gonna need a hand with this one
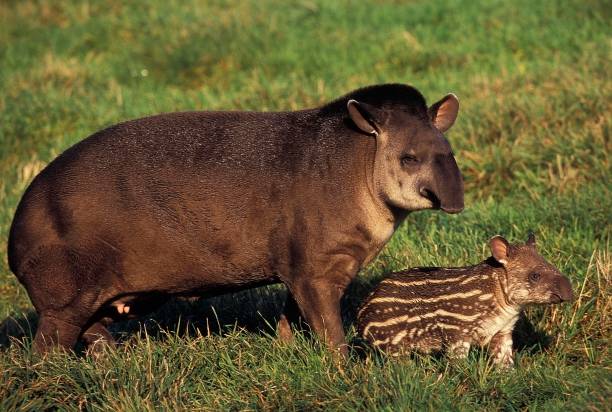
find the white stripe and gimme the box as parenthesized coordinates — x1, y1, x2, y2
(461, 275, 487, 285)
(366, 289, 482, 306)
(372, 337, 390, 346)
(362, 309, 480, 336)
(391, 330, 408, 345)
(436, 322, 460, 330)
(478, 293, 494, 301)
(357, 304, 369, 318)
(434, 309, 481, 322)
(380, 275, 471, 287)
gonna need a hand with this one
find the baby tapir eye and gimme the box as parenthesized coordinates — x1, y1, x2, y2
(528, 272, 541, 283)
(400, 154, 420, 166)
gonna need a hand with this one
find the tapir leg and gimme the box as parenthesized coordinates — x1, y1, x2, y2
(277, 293, 303, 342)
(81, 319, 115, 353)
(34, 313, 84, 354)
(20, 245, 115, 354)
(292, 255, 360, 355)
(290, 274, 352, 356)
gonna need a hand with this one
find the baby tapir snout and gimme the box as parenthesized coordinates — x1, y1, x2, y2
(550, 274, 574, 303)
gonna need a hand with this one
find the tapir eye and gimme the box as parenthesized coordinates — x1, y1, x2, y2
(400, 154, 420, 166)
(529, 272, 541, 283)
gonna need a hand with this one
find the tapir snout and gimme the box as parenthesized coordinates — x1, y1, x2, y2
(423, 154, 464, 214)
(553, 275, 574, 303)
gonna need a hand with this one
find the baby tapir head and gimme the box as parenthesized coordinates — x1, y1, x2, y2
(489, 233, 573, 306)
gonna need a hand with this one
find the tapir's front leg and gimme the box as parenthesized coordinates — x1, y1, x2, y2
(288, 255, 359, 356)
(489, 330, 515, 368)
(291, 278, 347, 355)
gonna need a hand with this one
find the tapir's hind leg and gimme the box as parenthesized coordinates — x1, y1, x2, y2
(81, 319, 115, 353)
(34, 313, 84, 354)
(20, 244, 115, 354)
(35, 305, 115, 354)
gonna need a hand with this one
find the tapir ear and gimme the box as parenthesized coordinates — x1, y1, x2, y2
(489, 235, 510, 265)
(526, 232, 536, 248)
(428, 93, 459, 133)
(347, 99, 381, 136)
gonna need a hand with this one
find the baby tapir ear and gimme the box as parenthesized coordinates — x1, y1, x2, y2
(428, 93, 459, 133)
(347, 99, 381, 136)
(489, 235, 510, 265)
(526, 232, 536, 248)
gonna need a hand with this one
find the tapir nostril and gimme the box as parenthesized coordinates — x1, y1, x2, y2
(419, 187, 464, 213)
(419, 187, 440, 207)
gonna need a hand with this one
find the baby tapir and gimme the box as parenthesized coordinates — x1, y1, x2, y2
(8, 84, 465, 355)
(357, 234, 573, 367)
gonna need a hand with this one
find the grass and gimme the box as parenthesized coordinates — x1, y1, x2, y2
(0, 0, 610, 410)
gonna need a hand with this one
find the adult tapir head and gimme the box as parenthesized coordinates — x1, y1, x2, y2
(347, 87, 464, 214)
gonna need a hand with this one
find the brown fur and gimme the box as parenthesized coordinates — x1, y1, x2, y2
(8, 84, 464, 355)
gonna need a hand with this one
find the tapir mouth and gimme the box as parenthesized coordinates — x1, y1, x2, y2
(441, 204, 464, 214)
(551, 290, 574, 304)
(419, 188, 464, 214)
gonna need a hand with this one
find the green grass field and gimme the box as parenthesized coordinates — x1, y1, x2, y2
(0, 0, 610, 410)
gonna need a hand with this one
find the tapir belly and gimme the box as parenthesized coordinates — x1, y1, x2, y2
(10, 177, 285, 300)
(90, 206, 284, 294)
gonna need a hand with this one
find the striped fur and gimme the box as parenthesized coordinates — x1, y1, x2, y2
(357, 237, 573, 367)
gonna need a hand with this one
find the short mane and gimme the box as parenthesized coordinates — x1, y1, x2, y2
(318, 83, 428, 117)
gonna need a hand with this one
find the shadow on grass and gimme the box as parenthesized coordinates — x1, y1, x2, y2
(0, 310, 38, 348)
(0, 287, 286, 351)
(113, 276, 379, 346)
(0, 277, 368, 351)
(512, 313, 553, 353)
(0, 285, 290, 351)
(0, 277, 552, 356)
(113, 285, 287, 342)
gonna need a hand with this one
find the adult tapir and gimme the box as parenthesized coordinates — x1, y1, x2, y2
(8, 84, 464, 355)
